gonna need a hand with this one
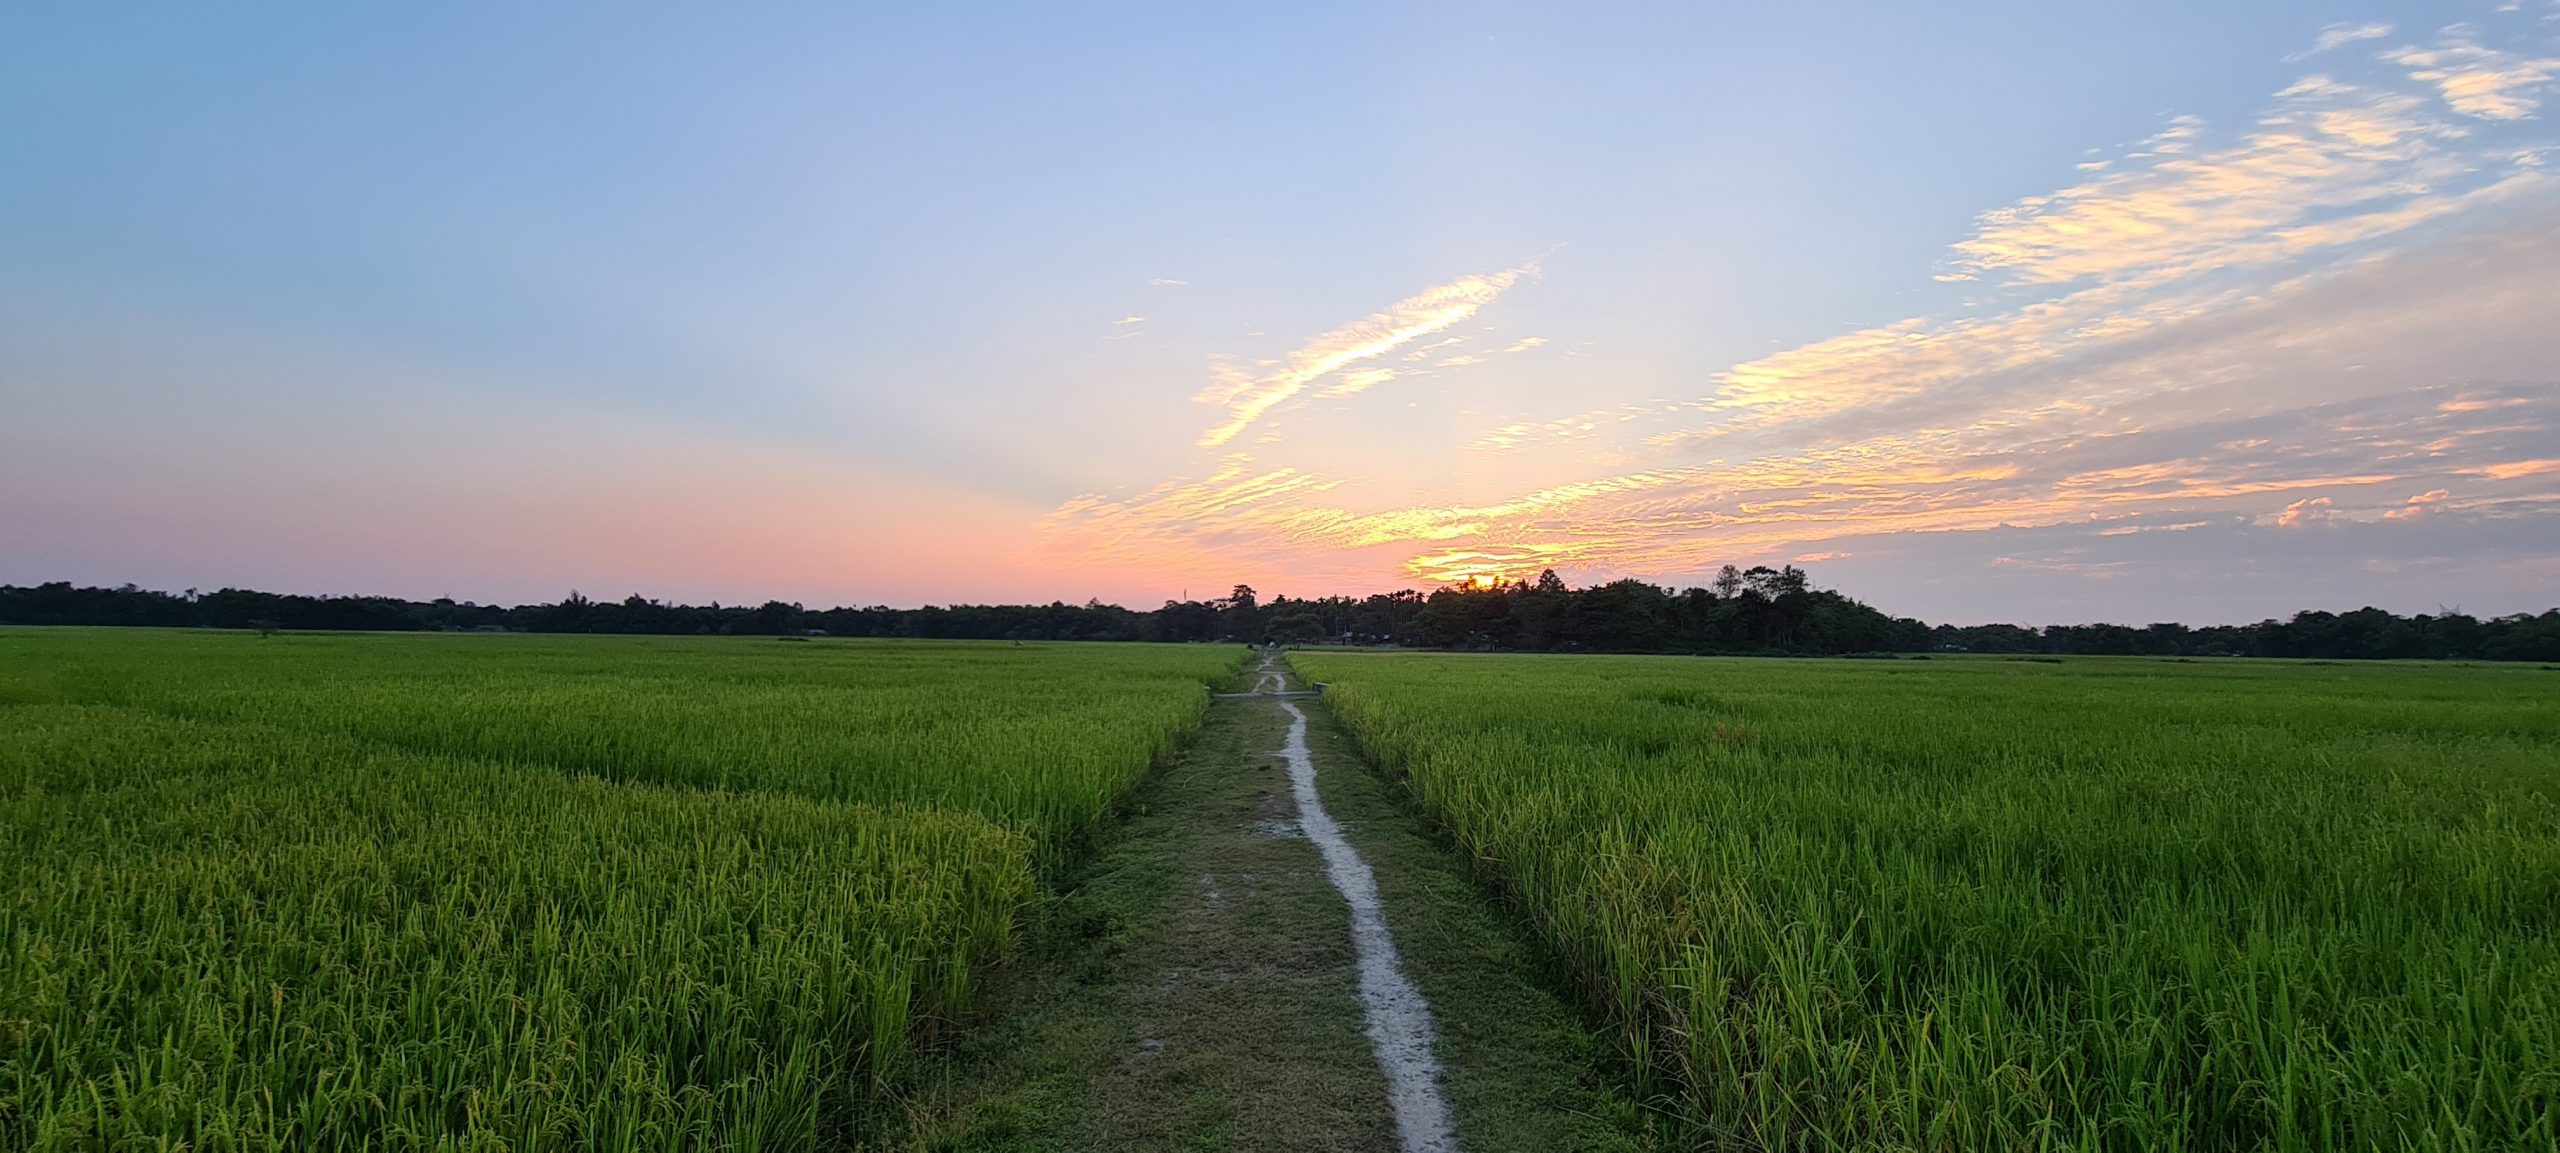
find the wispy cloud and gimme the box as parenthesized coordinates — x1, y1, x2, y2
(2287, 21, 2394, 62)
(1191, 266, 1530, 447)
(1346, 382, 2554, 584)
(1045, 385, 2559, 587)
(1668, 44, 2551, 442)
(1473, 402, 1674, 452)
(2384, 25, 2560, 120)
(1148, 278, 1189, 287)
(1045, 17, 2560, 596)
(1315, 367, 1398, 399)
(1939, 78, 2466, 288)
(1402, 335, 1466, 362)
(2466, 457, 2560, 479)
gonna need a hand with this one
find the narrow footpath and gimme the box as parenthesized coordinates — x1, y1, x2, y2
(894, 652, 1642, 1152)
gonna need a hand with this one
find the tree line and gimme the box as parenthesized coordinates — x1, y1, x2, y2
(4, 570, 2556, 661)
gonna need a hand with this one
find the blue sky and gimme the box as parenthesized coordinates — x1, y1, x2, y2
(6, 3, 2557, 623)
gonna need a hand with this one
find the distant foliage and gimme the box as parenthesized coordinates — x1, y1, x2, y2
(1940, 607, 2560, 661)
(1391, 566, 1905, 654)
(4, 573, 2556, 659)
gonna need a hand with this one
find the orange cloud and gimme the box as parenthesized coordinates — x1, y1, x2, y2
(1042, 17, 2560, 594)
(2384, 488, 2453, 519)
(2466, 458, 2560, 480)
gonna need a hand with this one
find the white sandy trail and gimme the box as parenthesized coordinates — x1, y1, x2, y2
(1273, 687, 1459, 1153)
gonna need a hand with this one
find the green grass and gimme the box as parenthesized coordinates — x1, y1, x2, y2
(0, 628, 1241, 1149)
(1290, 651, 2560, 1151)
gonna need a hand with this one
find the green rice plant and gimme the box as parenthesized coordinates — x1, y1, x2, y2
(1293, 651, 2560, 1151)
(6, 630, 1237, 852)
(0, 629, 1243, 1149)
(0, 704, 1031, 1148)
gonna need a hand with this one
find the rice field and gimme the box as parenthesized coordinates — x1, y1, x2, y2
(1291, 650, 2560, 1151)
(12, 628, 2554, 1150)
(0, 628, 1240, 1149)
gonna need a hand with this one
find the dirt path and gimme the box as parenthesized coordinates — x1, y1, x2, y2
(1270, 658, 1453, 1153)
(894, 652, 1642, 1152)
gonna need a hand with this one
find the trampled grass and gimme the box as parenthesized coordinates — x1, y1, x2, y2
(1291, 651, 2560, 1151)
(0, 628, 1240, 1149)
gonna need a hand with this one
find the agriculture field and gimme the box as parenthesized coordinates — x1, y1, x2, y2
(1292, 651, 2560, 1151)
(0, 628, 1241, 1149)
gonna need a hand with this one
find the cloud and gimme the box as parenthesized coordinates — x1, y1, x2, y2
(1502, 337, 1548, 353)
(1816, 509, 2560, 624)
(1053, 365, 2558, 591)
(1939, 78, 2468, 288)
(1192, 266, 1530, 447)
(1403, 335, 1466, 362)
(1472, 402, 1673, 452)
(1148, 278, 1189, 287)
(2384, 27, 2560, 120)
(2287, 21, 2394, 62)
(1116, 315, 1145, 325)
(1315, 367, 1398, 399)
(1057, 244, 2560, 582)
(1042, 18, 2560, 607)
(1638, 47, 2556, 449)
(2466, 457, 2560, 479)
(2384, 488, 2453, 518)
(1608, 59, 2555, 450)
(2442, 393, 2536, 412)
(2275, 496, 2335, 526)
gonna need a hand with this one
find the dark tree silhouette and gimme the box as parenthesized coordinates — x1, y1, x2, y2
(3, 579, 2552, 661)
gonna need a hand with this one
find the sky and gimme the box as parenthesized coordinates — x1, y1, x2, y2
(5, 2, 2558, 625)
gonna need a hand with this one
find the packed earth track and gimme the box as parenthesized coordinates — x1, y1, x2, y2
(900, 650, 1641, 1153)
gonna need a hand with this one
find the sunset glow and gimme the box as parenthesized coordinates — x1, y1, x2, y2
(5, 4, 2556, 623)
